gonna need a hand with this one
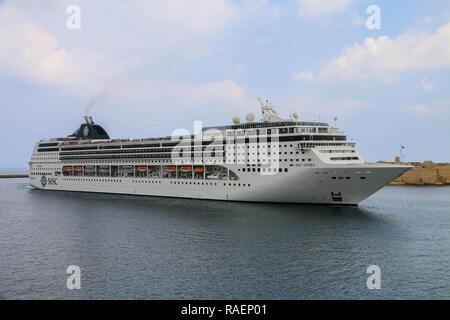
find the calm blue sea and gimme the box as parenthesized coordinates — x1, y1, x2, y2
(0, 178, 448, 299)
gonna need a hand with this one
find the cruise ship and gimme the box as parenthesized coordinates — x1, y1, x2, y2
(28, 101, 412, 205)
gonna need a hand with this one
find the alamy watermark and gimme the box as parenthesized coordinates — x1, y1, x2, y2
(168, 120, 282, 176)
(366, 5, 381, 30)
(66, 265, 81, 290)
(66, 4, 381, 31)
(66, 5, 81, 30)
(366, 265, 381, 289)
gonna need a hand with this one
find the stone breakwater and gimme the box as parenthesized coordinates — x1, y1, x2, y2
(378, 160, 450, 186)
(0, 174, 28, 179)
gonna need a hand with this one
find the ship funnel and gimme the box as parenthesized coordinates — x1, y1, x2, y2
(89, 116, 94, 124)
(84, 115, 89, 123)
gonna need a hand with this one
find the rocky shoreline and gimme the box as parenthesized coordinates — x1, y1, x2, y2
(378, 159, 450, 186)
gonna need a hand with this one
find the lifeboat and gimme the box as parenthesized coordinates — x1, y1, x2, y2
(164, 166, 176, 171)
(137, 166, 148, 171)
(121, 166, 134, 170)
(65, 166, 73, 170)
(180, 166, 192, 172)
(194, 167, 204, 173)
(75, 166, 83, 171)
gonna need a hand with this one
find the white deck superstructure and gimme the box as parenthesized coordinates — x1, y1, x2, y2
(28, 105, 411, 205)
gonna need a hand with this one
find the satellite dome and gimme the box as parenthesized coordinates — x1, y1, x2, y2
(232, 116, 241, 125)
(245, 112, 255, 123)
(293, 112, 299, 120)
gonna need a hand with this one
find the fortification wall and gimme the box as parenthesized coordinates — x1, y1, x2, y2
(384, 161, 450, 186)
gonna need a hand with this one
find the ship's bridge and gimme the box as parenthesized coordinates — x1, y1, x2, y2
(202, 121, 329, 132)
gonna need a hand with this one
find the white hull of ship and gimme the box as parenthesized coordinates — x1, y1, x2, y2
(29, 164, 410, 205)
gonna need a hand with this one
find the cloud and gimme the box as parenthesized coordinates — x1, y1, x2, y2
(405, 100, 450, 115)
(292, 71, 315, 82)
(0, 6, 121, 92)
(280, 95, 369, 117)
(405, 104, 430, 114)
(341, 97, 370, 110)
(298, 0, 352, 17)
(413, 77, 434, 91)
(436, 98, 450, 106)
(352, 15, 365, 26)
(319, 22, 450, 80)
(0, 0, 244, 99)
(235, 66, 244, 75)
(135, 0, 238, 34)
(107, 79, 248, 111)
(179, 80, 247, 106)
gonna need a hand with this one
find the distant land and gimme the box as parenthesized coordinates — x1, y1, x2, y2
(379, 158, 450, 186)
(0, 174, 28, 179)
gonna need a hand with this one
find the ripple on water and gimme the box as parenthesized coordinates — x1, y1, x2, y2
(0, 180, 449, 299)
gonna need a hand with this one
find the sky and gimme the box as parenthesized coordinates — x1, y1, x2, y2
(0, 0, 449, 168)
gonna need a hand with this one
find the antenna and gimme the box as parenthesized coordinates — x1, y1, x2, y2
(257, 97, 265, 108)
